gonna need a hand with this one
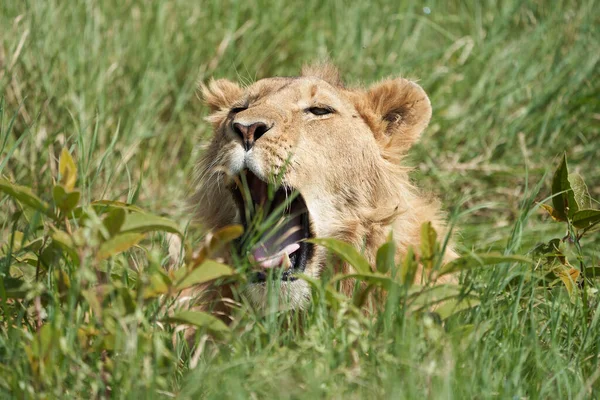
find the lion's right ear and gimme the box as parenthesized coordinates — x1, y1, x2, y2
(199, 78, 243, 112)
(356, 78, 432, 161)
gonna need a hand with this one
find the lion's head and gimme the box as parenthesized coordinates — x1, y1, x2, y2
(191, 64, 454, 310)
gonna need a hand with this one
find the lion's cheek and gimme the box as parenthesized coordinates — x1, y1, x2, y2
(303, 194, 343, 239)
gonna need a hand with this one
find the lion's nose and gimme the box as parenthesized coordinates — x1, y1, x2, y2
(232, 122, 271, 151)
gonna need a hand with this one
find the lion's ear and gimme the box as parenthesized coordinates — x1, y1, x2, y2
(361, 78, 432, 159)
(199, 78, 243, 112)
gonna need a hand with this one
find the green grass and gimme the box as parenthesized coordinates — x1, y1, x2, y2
(1, 0, 600, 398)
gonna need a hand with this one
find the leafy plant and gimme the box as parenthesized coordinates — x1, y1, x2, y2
(307, 224, 532, 321)
(536, 153, 600, 300)
(0, 148, 239, 394)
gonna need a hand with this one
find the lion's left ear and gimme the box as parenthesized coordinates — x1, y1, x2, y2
(199, 78, 243, 112)
(359, 78, 432, 159)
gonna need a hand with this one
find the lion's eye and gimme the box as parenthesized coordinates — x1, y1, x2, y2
(306, 106, 334, 116)
(231, 106, 247, 114)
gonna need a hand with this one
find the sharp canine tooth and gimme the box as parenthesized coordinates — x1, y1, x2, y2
(254, 243, 299, 269)
(282, 253, 291, 269)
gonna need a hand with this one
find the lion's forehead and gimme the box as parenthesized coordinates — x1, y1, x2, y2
(244, 77, 350, 109)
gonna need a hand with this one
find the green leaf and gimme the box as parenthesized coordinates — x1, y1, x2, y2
(572, 209, 600, 230)
(97, 232, 145, 260)
(167, 311, 230, 337)
(191, 225, 245, 267)
(86, 200, 143, 214)
(54, 269, 71, 294)
(4, 232, 42, 264)
(30, 323, 56, 359)
(0, 179, 52, 216)
(3, 230, 24, 253)
(52, 185, 80, 214)
(175, 260, 234, 290)
(331, 272, 396, 291)
(583, 266, 600, 279)
(121, 212, 182, 236)
(439, 253, 534, 276)
(539, 204, 564, 222)
(554, 266, 580, 298)
(143, 271, 172, 299)
(208, 224, 244, 254)
(551, 154, 577, 220)
(22, 237, 44, 253)
(13, 253, 38, 266)
(80, 290, 101, 318)
(102, 208, 126, 237)
(376, 240, 395, 274)
(308, 238, 371, 274)
(531, 238, 565, 266)
(116, 287, 137, 314)
(569, 173, 592, 210)
(51, 230, 80, 265)
(353, 283, 376, 308)
(71, 200, 144, 220)
(409, 284, 462, 308)
(434, 296, 480, 320)
(58, 148, 77, 191)
(420, 222, 438, 270)
(399, 247, 418, 286)
(0, 276, 27, 299)
(92, 200, 144, 212)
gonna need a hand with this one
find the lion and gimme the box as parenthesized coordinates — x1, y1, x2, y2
(189, 63, 457, 315)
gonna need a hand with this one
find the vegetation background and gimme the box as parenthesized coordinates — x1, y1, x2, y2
(1, 0, 599, 398)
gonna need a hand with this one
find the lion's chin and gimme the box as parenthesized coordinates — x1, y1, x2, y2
(243, 279, 312, 311)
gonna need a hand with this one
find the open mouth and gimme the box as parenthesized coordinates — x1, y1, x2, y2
(230, 170, 313, 282)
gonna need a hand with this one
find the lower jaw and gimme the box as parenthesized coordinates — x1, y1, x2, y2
(243, 278, 311, 310)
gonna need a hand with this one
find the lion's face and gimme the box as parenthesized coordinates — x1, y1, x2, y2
(192, 65, 433, 309)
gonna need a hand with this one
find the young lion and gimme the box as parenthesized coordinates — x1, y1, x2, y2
(189, 63, 456, 313)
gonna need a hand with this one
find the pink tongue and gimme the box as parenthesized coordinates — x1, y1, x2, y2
(255, 243, 300, 269)
(252, 215, 304, 269)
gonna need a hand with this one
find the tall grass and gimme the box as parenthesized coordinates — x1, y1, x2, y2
(1, 0, 599, 398)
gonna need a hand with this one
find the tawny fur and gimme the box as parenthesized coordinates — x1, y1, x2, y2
(188, 64, 457, 314)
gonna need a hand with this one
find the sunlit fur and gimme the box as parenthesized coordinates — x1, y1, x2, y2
(190, 63, 457, 312)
